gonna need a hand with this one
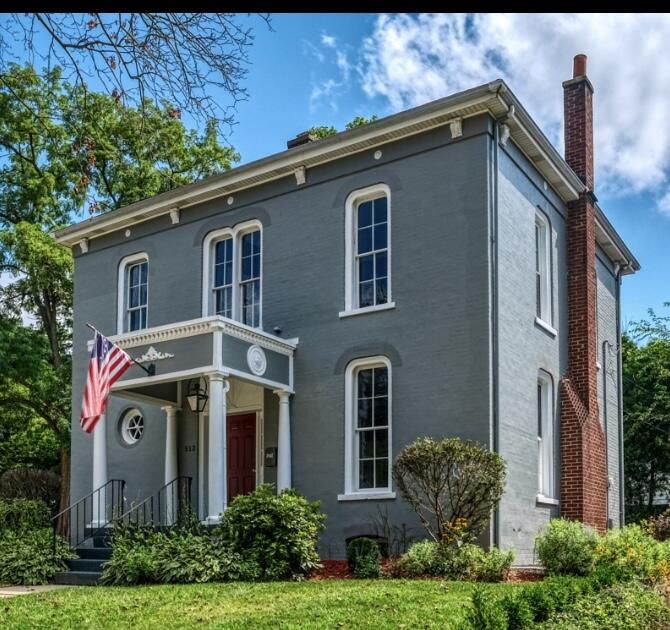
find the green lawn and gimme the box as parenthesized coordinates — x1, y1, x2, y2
(0, 579, 515, 629)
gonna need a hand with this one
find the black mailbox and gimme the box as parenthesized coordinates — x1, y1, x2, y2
(264, 446, 278, 467)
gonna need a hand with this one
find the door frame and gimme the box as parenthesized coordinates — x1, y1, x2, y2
(197, 408, 264, 518)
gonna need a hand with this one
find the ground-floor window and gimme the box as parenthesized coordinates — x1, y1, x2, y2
(537, 370, 555, 499)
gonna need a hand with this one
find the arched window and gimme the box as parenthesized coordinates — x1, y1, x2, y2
(535, 210, 552, 326)
(118, 253, 149, 334)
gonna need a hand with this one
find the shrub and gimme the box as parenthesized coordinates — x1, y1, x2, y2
(346, 537, 381, 578)
(0, 468, 60, 514)
(393, 437, 506, 542)
(643, 507, 670, 541)
(392, 540, 441, 576)
(544, 581, 670, 629)
(219, 484, 325, 580)
(465, 586, 508, 630)
(592, 524, 670, 584)
(0, 498, 50, 530)
(100, 526, 159, 585)
(534, 518, 596, 575)
(0, 528, 75, 585)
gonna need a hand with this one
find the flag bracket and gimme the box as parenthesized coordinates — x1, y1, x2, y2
(85, 322, 156, 376)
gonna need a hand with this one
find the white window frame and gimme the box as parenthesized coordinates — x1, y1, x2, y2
(202, 219, 263, 328)
(117, 252, 149, 334)
(537, 370, 558, 504)
(535, 210, 554, 332)
(338, 355, 396, 501)
(340, 184, 395, 318)
(119, 408, 145, 446)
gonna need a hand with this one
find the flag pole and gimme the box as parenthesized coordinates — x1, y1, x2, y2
(85, 322, 155, 376)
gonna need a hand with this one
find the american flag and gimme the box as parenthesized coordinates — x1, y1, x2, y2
(80, 330, 135, 433)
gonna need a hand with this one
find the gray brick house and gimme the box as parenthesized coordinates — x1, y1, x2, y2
(55, 55, 638, 564)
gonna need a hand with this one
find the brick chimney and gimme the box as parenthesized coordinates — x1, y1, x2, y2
(560, 54, 608, 531)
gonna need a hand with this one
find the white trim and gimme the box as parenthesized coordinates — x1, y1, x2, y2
(119, 408, 144, 445)
(201, 219, 263, 328)
(537, 370, 556, 501)
(448, 117, 462, 138)
(338, 491, 396, 501)
(534, 317, 557, 338)
(339, 302, 396, 319)
(198, 407, 205, 518)
(256, 410, 264, 487)
(117, 252, 149, 335)
(343, 355, 393, 497)
(535, 211, 552, 327)
(111, 366, 219, 391)
(536, 494, 560, 506)
(91, 314, 297, 355)
(225, 366, 293, 395)
(344, 183, 392, 314)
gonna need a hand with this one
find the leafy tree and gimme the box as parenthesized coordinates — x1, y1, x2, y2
(345, 115, 378, 129)
(0, 64, 239, 523)
(393, 437, 506, 542)
(622, 334, 670, 519)
(308, 115, 378, 140)
(0, 13, 271, 125)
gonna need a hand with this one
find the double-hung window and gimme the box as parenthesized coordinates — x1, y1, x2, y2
(340, 356, 394, 500)
(537, 370, 556, 502)
(118, 253, 149, 334)
(203, 220, 263, 327)
(535, 211, 552, 326)
(342, 184, 394, 316)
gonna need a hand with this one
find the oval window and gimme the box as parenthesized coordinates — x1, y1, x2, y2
(120, 409, 144, 446)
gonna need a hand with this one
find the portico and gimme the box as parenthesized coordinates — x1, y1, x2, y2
(89, 315, 297, 523)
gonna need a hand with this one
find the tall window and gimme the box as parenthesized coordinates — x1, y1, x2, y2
(535, 211, 552, 324)
(343, 356, 392, 497)
(118, 253, 149, 334)
(537, 371, 555, 500)
(343, 184, 393, 316)
(202, 220, 263, 328)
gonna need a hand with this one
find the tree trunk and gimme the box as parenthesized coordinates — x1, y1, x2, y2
(56, 447, 70, 537)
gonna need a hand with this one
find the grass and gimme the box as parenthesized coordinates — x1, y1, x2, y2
(0, 579, 515, 629)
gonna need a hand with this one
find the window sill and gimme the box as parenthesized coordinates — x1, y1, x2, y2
(337, 491, 396, 501)
(536, 494, 559, 506)
(339, 302, 396, 319)
(534, 317, 557, 338)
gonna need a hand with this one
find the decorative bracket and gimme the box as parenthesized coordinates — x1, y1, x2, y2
(79, 238, 89, 254)
(134, 346, 175, 363)
(294, 166, 306, 185)
(499, 123, 511, 146)
(448, 118, 463, 139)
(169, 208, 180, 225)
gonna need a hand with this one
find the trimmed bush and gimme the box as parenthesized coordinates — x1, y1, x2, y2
(535, 518, 596, 575)
(219, 484, 325, 580)
(0, 498, 50, 531)
(393, 437, 506, 542)
(393, 540, 441, 576)
(0, 468, 60, 514)
(346, 537, 381, 578)
(0, 528, 75, 585)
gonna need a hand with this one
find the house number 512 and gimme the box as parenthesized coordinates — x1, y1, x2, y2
(184, 444, 196, 452)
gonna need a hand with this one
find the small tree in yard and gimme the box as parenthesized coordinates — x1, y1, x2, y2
(393, 437, 506, 542)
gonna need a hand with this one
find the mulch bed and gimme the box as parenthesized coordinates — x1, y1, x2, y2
(310, 560, 545, 582)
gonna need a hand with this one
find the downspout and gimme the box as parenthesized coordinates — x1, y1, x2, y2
(615, 264, 625, 526)
(602, 339, 610, 527)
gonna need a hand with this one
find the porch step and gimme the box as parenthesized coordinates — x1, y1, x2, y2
(76, 547, 112, 560)
(52, 570, 100, 586)
(67, 558, 107, 573)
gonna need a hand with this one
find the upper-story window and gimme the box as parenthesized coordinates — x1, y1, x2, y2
(535, 210, 552, 326)
(537, 370, 556, 501)
(342, 184, 394, 317)
(339, 356, 394, 500)
(202, 220, 263, 328)
(118, 253, 149, 334)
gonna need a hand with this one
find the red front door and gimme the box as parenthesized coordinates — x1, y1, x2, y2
(227, 413, 256, 502)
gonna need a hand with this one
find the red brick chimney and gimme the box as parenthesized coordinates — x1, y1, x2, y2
(560, 54, 608, 532)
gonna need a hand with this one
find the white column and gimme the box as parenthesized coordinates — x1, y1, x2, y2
(92, 413, 108, 526)
(274, 390, 292, 492)
(162, 405, 178, 524)
(207, 374, 229, 523)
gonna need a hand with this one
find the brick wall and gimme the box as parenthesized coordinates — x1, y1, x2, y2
(559, 56, 608, 532)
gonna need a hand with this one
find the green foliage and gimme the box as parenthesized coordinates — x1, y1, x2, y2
(465, 586, 509, 630)
(0, 498, 50, 530)
(346, 537, 381, 578)
(534, 518, 597, 575)
(0, 468, 61, 513)
(308, 115, 379, 140)
(621, 333, 670, 519)
(0, 527, 75, 585)
(100, 527, 160, 585)
(219, 484, 325, 580)
(393, 540, 441, 576)
(544, 581, 670, 630)
(345, 115, 379, 130)
(393, 436, 506, 541)
(643, 506, 670, 541)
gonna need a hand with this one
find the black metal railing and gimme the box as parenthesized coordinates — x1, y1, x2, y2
(117, 477, 192, 528)
(52, 479, 126, 555)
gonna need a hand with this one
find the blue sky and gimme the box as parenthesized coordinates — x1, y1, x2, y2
(223, 13, 669, 327)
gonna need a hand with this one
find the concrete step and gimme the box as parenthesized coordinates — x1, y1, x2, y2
(77, 547, 112, 560)
(67, 558, 107, 573)
(52, 570, 100, 586)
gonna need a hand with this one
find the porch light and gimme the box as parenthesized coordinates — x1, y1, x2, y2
(186, 379, 208, 413)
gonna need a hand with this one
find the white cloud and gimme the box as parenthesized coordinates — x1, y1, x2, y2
(659, 189, 670, 216)
(309, 78, 341, 114)
(359, 13, 670, 204)
(307, 35, 353, 114)
(321, 33, 336, 48)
